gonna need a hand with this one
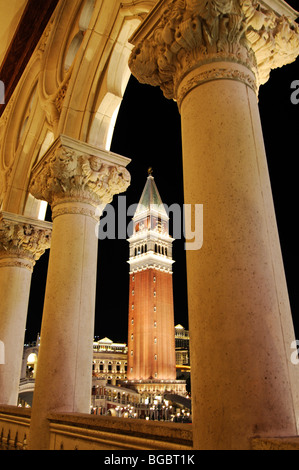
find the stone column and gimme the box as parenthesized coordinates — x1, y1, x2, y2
(129, 0, 299, 450)
(0, 212, 51, 405)
(28, 135, 130, 450)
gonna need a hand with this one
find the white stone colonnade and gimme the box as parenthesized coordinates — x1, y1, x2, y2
(128, 0, 299, 450)
(0, 0, 149, 450)
(0, 0, 299, 451)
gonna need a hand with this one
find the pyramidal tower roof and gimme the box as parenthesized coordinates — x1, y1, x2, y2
(134, 169, 168, 219)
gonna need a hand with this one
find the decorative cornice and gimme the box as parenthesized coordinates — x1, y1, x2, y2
(129, 0, 299, 102)
(29, 135, 131, 217)
(0, 211, 52, 270)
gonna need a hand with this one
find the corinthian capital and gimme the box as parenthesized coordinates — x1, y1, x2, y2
(0, 212, 52, 270)
(29, 135, 131, 213)
(129, 0, 299, 101)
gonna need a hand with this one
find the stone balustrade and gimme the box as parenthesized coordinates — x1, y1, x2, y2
(3, 405, 299, 450)
(0, 405, 193, 450)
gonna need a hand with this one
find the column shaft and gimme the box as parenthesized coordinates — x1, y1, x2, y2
(0, 260, 32, 405)
(180, 63, 298, 449)
(0, 212, 51, 406)
(28, 135, 131, 449)
(29, 203, 98, 449)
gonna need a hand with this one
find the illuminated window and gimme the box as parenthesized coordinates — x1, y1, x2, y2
(154, 306, 156, 312)
(154, 338, 157, 343)
(154, 355, 157, 360)
(154, 321, 157, 327)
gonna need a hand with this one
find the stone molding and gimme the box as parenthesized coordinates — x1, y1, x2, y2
(0, 212, 52, 271)
(129, 0, 299, 102)
(176, 60, 257, 107)
(29, 135, 131, 219)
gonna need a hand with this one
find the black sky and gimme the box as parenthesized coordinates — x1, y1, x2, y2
(26, 8, 299, 344)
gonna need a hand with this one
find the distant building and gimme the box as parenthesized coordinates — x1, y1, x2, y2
(19, 327, 191, 418)
(175, 324, 190, 366)
(92, 337, 127, 385)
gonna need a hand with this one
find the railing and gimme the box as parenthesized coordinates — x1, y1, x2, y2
(2, 406, 299, 450)
(0, 405, 193, 450)
(0, 406, 31, 450)
(48, 412, 193, 450)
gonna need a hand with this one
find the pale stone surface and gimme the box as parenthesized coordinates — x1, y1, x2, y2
(0, 212, 52, 406)
(28, 136, 131, 450)
(251, 436, 299, 450)
(180, 66, 298, 449)
(129, 0, 299, 450)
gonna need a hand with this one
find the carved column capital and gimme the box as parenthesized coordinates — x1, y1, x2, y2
(0, 212, 52, 271)
(29, 135, 131, 219)
(129, 0, 299, 106)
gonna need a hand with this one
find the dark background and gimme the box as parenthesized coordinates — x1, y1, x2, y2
(26, 5, 299, 345)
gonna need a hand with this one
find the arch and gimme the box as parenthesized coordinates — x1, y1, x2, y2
(64, 30, 84, 72)
(85, 16, 141, 149)
(41, 0, 88, 96)
(79, 0, 96, 30)
(23, 129, 54, 219)
(0, 54, 49, 215)
(88, 92, 121, 150)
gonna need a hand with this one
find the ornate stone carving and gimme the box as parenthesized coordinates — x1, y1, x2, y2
(55, 78, 70, 114)
(129, 0, 299, 101)
(29, 136, 131, 215)
(0, 212, 52, 270)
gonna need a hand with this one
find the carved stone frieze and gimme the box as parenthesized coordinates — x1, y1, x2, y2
(129, 0, 299, 101)
(29, 135, 131, 216)
(0, 212, 52, 270)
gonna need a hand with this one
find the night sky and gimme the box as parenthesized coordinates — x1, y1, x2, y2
(25, 6, 299, 345)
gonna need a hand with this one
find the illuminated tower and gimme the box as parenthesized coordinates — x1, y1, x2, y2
(127, 170, 185, 397)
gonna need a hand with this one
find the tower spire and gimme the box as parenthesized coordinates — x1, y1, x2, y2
(126, 173, 186, 400)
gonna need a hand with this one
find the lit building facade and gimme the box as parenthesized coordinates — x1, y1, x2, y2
(175, 324, 190, 367)
(92, 337, 127, 385)
(19, 335, 189, 420)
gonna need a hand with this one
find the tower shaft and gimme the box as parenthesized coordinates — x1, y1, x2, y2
(127, 268, 176, 381)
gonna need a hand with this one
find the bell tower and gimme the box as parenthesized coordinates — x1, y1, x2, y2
(127, 170, 185, 398)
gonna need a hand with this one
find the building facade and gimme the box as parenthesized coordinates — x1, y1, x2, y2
(19, 334, 189, 419)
